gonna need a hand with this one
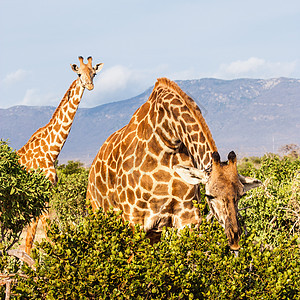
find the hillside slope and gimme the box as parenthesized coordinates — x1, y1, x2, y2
(1, 77, 299, 164)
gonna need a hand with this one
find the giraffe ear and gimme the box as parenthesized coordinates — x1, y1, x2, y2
(174, 165, 208, 185)
(238, 174, 262, 192)
(71, 64, 79, 73)
(94, 63, 104, 74)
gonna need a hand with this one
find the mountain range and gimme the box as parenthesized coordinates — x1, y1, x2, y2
(1, 77, 299, 165)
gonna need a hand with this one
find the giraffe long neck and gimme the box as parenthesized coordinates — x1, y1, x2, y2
(18, 79, 85, 165)
(150, 78, 217, 170)
(44, 79, 85, 161)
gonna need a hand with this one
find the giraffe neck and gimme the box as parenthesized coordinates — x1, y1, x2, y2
(44, 79, 85, 161)
(18, 79, 85, 165)
(149, 78, 217, 170)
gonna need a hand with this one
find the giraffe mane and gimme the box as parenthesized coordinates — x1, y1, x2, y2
(153, 77, 217, 152)
(48, 80, 77, 125)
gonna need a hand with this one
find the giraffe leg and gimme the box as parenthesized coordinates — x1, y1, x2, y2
(39, 211, 50, 237)
(25, 211, 50, 254)
(25, 217, 39, 255)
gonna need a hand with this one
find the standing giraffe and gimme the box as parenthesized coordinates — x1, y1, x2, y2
(87, 78, 261, 250)
(18, 56, 103, 254)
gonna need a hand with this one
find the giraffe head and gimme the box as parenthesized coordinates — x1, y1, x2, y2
(71, 56, 103, 90)
(174, 151, 261, 250)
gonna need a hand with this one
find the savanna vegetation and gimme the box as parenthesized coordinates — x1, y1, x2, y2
(0, 140, 299, 299)
(0, 141, 51, 252)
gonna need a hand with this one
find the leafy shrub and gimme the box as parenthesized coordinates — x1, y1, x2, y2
(3, 153, 300, 299)
(14, 207, 299, 299)
(239, 154, 300, 246)
(56, 161, 86, 176)
(0, 140, 51, 251)
(238, 156, 262, 175)
(50, 161, 89, 229)
(0, 140, 51, 297)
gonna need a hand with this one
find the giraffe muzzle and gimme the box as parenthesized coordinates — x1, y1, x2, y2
(85, 83, 94, 90)
(229, 240, 240, 251)
(225, 221, 241, 251)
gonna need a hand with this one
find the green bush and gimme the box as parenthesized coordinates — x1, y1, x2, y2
(0, 140, 51, 251)
(0, 140, 51, 297)
(3, 154, 300, 299)
(238, 156, 262, 175)
(50, 161, 89, 229)
(15, 207, 299, 299)
(239, 154, 300, 246)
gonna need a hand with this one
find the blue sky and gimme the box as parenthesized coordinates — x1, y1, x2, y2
(0, 0, 299, 108)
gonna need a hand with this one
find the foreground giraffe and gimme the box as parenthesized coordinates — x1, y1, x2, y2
(18, 56, 103, 254)
(87, 78, 261, 250)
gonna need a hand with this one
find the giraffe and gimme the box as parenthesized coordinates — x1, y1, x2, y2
(86, 77, 261, 250)
(18, 56, 103, 254)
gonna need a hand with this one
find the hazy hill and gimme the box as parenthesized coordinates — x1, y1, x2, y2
(1, 77, 299, 165)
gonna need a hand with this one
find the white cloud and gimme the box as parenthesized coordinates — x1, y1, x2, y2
(214, 57, 298, 79)
(95, 65, 136, 94)
(84, 64, 169, 106)
(221, 57, 265, 74)
(150, 57, 299, 83)
(21, 88, 58, 106)
(3, 69, 29, 84)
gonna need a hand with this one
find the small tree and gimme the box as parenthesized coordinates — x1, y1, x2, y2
(50, 161, 89, 229)
(0, 140, 51, 251)
(56, 160, 85, 175)
(279, 144, 300, 158)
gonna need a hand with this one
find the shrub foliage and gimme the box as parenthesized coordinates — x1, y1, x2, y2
(0, 140, 51, 251)
(239, 154, 300, 246)
(0, 140, 51, 297)
(15, 208, 300, 299)
(1, 152, 299, 299)
(50, 161, 89, 229)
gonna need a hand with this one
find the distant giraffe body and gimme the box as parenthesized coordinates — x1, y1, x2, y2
(87, 78, 261, 250)
(18, 57, 103, 254)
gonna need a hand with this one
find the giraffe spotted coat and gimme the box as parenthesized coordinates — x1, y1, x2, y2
(87, 78, 217, 233)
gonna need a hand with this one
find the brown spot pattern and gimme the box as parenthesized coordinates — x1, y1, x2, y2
(141, 174, 153, 191)
(140, 155, 158, 172)
(86, 77, 220, 247)
(172, 179, 189, 198)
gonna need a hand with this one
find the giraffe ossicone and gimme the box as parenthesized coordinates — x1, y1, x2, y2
(18, 56, 103, 254)
(87, 77, 261, 250)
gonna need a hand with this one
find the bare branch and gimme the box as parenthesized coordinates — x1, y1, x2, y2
(7, 249, 36, 270)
